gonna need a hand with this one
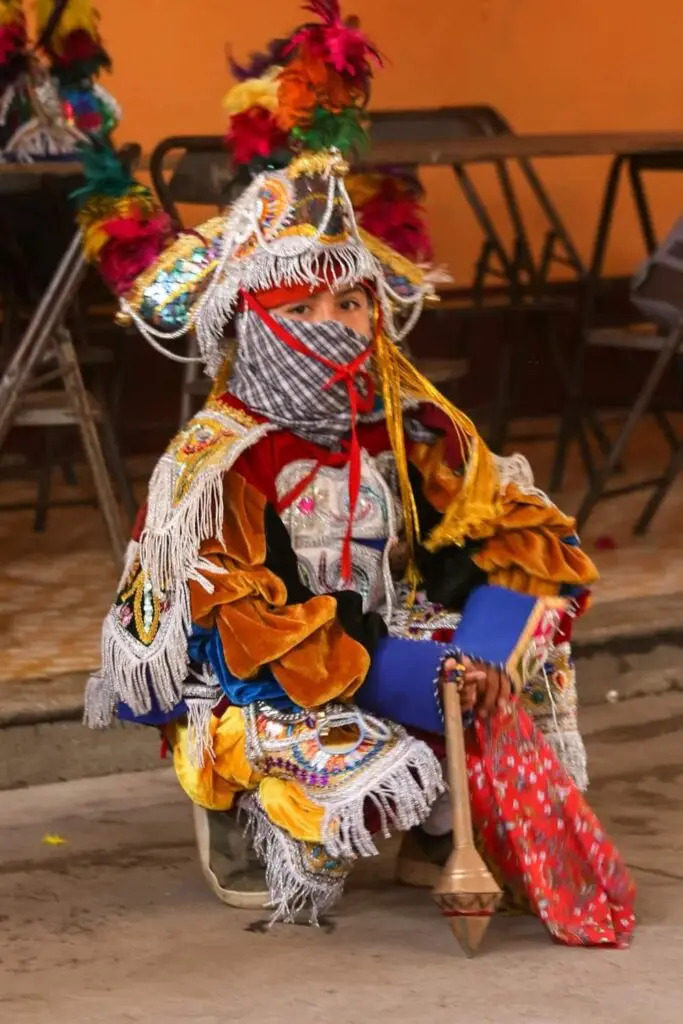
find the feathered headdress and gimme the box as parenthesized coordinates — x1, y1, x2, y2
(78, 0, 500, 565)
(222, 0, 379, 173)
(35, 0, 119, 139)
(0, 0, 29, 147)
(0, 1, 27, 88)
(0, 0, 118, 160)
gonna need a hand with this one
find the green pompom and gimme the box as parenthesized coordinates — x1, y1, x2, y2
(291, 106, 369, 156)
(71, 143, 136, 204)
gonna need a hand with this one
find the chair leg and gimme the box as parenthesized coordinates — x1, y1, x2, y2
(575, 330, 682, 532)
(549, 324, 603, 494)
(34, 428, 57, 532)
(552, 156, 627, 494)
(633, 441, 683, 535)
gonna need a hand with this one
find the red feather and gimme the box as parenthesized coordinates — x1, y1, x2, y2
(287, 4, 380, 83)
(356, 179, 433, 264)
(98, 211, 173, 296)
(225, 107, 288, 166)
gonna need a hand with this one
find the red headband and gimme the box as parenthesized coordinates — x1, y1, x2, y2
(250, 279, 375, 310)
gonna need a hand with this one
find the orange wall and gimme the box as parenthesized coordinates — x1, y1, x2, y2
(98, 0, 683, 283)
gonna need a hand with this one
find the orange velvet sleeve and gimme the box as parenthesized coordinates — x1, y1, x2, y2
(188, 471, 370, 708)
(410, 441, 599, 598)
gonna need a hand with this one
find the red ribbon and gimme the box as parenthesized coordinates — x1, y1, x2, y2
(241, 291, 375, 583)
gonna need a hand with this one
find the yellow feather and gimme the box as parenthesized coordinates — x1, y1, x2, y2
(222, 66, 281, 117)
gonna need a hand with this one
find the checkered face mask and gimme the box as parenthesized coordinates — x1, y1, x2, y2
(230, 306, 374, 449)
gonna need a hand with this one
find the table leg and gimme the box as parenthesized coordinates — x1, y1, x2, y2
(550, 156, 627, 493)
(518, 158, 587, 280)
(453, 164, 519, 295)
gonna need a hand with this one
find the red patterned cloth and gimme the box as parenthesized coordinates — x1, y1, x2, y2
(466, 705, 636, 947)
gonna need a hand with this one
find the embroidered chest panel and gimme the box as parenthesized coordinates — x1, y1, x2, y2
(275, 451, 401, 613)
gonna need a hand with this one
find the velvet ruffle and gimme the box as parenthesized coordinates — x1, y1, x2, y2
(189, 471, 370, 708)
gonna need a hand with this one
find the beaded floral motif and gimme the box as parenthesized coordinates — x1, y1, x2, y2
(276, 454, 401, 614)
(521, 641, 587, 790)
(117, 557, 167, 647)
(243, 701, 444, 860)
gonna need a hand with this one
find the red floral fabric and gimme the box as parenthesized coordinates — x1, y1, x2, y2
(466, 706, 636, 948)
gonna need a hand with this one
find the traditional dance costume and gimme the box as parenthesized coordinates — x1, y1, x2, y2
(81, 0, 634, 945)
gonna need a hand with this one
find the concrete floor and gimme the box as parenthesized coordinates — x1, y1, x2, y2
(1, 693, 682, 1024)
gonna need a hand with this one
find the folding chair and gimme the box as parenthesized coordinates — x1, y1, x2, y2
(550, 149, 683, 494)
(575, 216, 683, 533)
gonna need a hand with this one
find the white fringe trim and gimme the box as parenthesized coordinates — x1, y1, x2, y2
(195, 243, 383, 377)
(183, 667, 221, 768)
(320, 730, 445, 860)
(241, 793, 346, 925)
(139, 421, 274, 592)
(494, 452, 553, 506)
(140, 459, 225, 594)
(117, 539, 140, 590)
(4, 122, 83, 161)
(98, 584, 191, 717)
(546, 729, 589, 792)
(83, 671, 116, 729)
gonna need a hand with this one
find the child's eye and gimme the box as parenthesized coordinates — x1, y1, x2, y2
(286, 304, 310, 316)
(339, 298, 361, 310)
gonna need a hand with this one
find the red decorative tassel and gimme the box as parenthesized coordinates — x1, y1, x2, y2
(241, 291, 375, 583)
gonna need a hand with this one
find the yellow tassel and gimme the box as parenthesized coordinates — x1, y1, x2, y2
(35, 0, 98, 39)
(373, 315, 501, 581)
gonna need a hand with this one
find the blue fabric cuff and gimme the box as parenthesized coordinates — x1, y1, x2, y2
(453, 584, 546, 669)
(355, 636, 449, 735)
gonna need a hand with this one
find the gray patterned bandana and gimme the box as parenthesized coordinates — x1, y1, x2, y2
(230, 306, 374, 449)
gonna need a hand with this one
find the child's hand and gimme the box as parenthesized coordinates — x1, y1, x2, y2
(443, 656, 512, 717)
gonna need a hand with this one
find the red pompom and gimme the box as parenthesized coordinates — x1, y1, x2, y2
(225, 107, 288, 166)
(98, 211, 173, 296)
(0, 22, 27, 63)
(49, 29, 103, 66)
(357, 178, 433, 264)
